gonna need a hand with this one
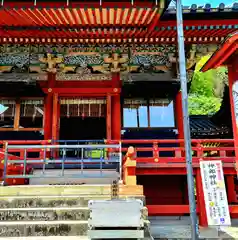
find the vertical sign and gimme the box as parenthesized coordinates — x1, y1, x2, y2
(200, 160, 231, 226)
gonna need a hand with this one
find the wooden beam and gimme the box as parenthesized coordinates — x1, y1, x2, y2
(13, 101, 20, 130)
(0, 128, 43, 132)
(52, 93, 59, 141)
(107, 94, 112, 140)
(42, 88, 120, 95)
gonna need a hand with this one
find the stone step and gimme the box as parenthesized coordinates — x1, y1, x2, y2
(0, 207, 89, 221)
(0, 195, 145, 208)
(0, 220, 88, 237)
(30, 169, 119, 185)
(0, 184, 143, 197)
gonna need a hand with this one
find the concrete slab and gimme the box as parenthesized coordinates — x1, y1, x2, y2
(0, 237, 89, 240)
(30, 169, 119, 185)
(0, 220, 88, 237)
(149, 216, 238, 239)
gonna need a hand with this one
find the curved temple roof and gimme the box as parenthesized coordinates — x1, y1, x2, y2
(201, 31, 238, 72)
(0, 0, 237, 44)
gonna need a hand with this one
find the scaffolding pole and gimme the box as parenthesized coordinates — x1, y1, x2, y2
(176, 0, 199, 239)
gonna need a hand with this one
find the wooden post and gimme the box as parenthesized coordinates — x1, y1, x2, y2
(176, 91, 184, 157)
(43, 72, 55, 141)
(13, 100, 20, 131)
(106, 94, 112, 140)
(43, 94, 53, 140)
(226, 175, 236, 203)
(112, 94, 121, 140)
(196, 168, 208, 227)
(52, 93, 59, 142)
(123, 146, 137, 185)
(175, 90, 184, 139)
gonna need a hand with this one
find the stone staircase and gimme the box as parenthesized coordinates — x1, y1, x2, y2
(0, 184, 144, 238)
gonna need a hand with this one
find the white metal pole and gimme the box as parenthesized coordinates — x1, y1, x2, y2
(176, 0, 199, 239)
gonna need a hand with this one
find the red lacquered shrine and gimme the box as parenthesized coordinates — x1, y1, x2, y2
(0, 0, 238, 227)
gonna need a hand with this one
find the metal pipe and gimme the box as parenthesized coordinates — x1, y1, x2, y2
(119, 141, 122, 181)
(3, 143, 8, 185)
(7, 144, 120, 149)
(23, 149, 27, 176)
(176, 0, 199, 239)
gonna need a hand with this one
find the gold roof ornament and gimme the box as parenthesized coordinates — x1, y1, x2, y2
(103, 53, 128, 72)
(39, 53, 63, 73)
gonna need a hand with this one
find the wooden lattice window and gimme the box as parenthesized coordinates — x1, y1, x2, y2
(0, 100, 15, 128)
(19, 99, 44, 128)
(60, 98, 106, 118)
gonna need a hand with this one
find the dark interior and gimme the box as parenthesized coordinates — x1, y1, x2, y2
(60, 117, 106, 140)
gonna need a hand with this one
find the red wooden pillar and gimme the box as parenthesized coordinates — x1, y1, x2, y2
(111, 73, 121, 140)
(43, 73, 55, 141)
(107, 94, 112, 140)
(196, 168, 208, 227)
(44, 94, 53, 140)
(175, 90, 184, 139)
(52, 93, 59, 142)
(112, 94, 121, 140)
(226, 175, 236, 203)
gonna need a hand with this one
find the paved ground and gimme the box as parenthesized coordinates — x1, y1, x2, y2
(2, 217, 238, 239)
(150, 216, 238, 239)
(0, 238, 89, 240)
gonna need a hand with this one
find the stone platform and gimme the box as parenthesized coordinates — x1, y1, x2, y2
(0, 184, 144, 238)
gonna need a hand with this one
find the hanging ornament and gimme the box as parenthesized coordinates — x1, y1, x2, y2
(82, 101, 85, 119)
(67, 103, 70, 118)
(88, 101, 91, 117)
(32, 104, 37, 122)
(23, 102, 26, 117)
(99, 103, 102, 118)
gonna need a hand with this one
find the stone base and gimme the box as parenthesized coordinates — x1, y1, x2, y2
(0, 221, 88, 237)
(0, 184, 145, 237)
(0, 207, 89, 221)
(0, 195, 145, 208)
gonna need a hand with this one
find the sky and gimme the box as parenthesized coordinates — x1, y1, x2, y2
(170, 0, 236, 7)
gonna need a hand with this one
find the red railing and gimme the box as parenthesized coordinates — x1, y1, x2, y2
(0, 139, 235, 163)
(120, 139, 235, 164)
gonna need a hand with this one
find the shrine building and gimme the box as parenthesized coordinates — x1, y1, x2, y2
(0, 0, 238, 228)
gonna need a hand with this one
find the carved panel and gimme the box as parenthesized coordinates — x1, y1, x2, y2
(0, 44, 218, 81)
(56, 73, 111, 81)
(0, 44, 176, 75)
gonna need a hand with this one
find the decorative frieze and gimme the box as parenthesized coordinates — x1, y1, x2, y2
(56, 73, 112, 81)
(0, 43, 218, 81)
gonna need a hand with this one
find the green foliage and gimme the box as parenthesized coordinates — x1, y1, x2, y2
(188, 94, 222, 115)
(190, 70, 216, 97)
(188, 55, 227, 115)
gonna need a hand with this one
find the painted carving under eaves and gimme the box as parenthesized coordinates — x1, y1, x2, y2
(0, 44, 177, 75)
(0, 44, 218, 76)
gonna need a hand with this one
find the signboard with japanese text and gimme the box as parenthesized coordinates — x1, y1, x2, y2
(200, 160, 231, 226)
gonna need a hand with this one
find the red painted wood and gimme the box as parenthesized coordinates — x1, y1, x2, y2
(196, 168, 208, 227)
(202, 33, 238, 71)
(112, 94, 121, 140)
(175, 91, 184, 139)
(43, 73, 56, 141)
(147, 204, 191, 214)
(226, 176, 237, 203)
(106, 94, 112, 140)
(147, 204, 238, 215)
(42, 87, 120, 95)
(52, 93, 59, 142)
(43, 94, 53, 140)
